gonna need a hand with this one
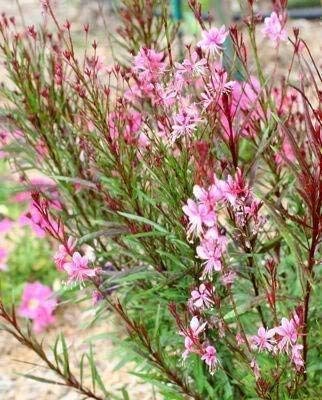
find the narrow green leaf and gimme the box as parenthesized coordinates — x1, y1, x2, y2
(21, 373, 63, 385)
(118, 211, 168, 234)
(120, 387, 130, 400)
(60, 334, 70, 377)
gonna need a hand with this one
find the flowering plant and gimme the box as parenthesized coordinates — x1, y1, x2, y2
(0, 0, 321, 399)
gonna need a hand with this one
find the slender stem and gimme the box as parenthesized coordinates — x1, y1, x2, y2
(241, 229, 267, 328)
(228, 288, 252, 353)
(0, 303, 105, 400)
(302, 224, 319, 376)
(108, 297, 203, 400)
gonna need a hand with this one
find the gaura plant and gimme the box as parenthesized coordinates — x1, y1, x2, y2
(0, 0, 321, 399)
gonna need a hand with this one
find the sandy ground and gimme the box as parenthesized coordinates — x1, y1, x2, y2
(0, 1, 321, 399)
(0, 302, 154, 400)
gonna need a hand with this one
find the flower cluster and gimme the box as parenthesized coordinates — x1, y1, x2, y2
(251, 314, 304, 371)
(180, 164, 306, 375)
(99, 18, 268, 166)
(180, 167, 267, 371)
(126, 24, 258, 147)
(183, 169, 263, 273)
(198, 26, 229, 55)
(14, 178, 62, 238)
(179, 316, 218, 374)
(54, 238, 99, 284)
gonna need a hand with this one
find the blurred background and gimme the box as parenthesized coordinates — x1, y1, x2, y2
(0, 1, 321, 399)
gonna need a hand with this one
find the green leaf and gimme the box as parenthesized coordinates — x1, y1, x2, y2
(223, 295, 266, 322)
(153, 303, 162, 339)
(257, 236, 282, 253)
(88, 344, 96, 392)
(60, 334, 70, 377)
(20, 374, 63, 386)
(120, 387, 130, 400)
(118, 211, 169, 234)
(79, 225, 129, 244)
(50, 175, 97, 189)
(80, 354, 86, 387)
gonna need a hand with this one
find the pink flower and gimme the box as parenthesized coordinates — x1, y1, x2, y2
(198, 26, 229, 54)
(108, 110, 145, 148)
(275, 317, 298, 351)
(180, 316, 206, 340)
(125, 111, 142, 138)
(175, 52, 207, 76)
(54, 245, 68, 271)
(201, 71, 235, 110)
(189, 316, 207, 336)
(54, 237, 76, 271)
(63, 252, 98, 284)
(0, 218, 13, 235)
(275, 137, 296, 166)
(0, 247, 9, 271)
(236, 332, 245, 346)
(196, 228, 228, 277)
(171, 103, 202, 140)
(190, 283, 213, 309)
(220, 76, 263, 139)
(156, 84, 177, 107)
(193, 184, 223, 209)
(251, 326, 276, 352)
(182, 199, 215, 238)
(221, 271, 237, 287)
(291, 344, 304, 370)
(201, 345, 218, 373)
(182, 336, 194, 359)
(19, 204, 47, 237)
(133, 48, 165, 80)
(18, 282, 57, 332)
(12, 191, 31, 203)
(35, 140, 48, 158)
(138, 132, 150, 148)
(219, 170, 249, 207)
(180, 316, 206, 359)
(212, 178, 232, 203)
(250, 358, 260, 380)
(19, 196, 60, 237)
(232, 77, 261, 112)
(262, 12, 287, 45)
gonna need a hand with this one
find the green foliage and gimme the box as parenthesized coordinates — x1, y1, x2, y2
(0, 1, 321, 399)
